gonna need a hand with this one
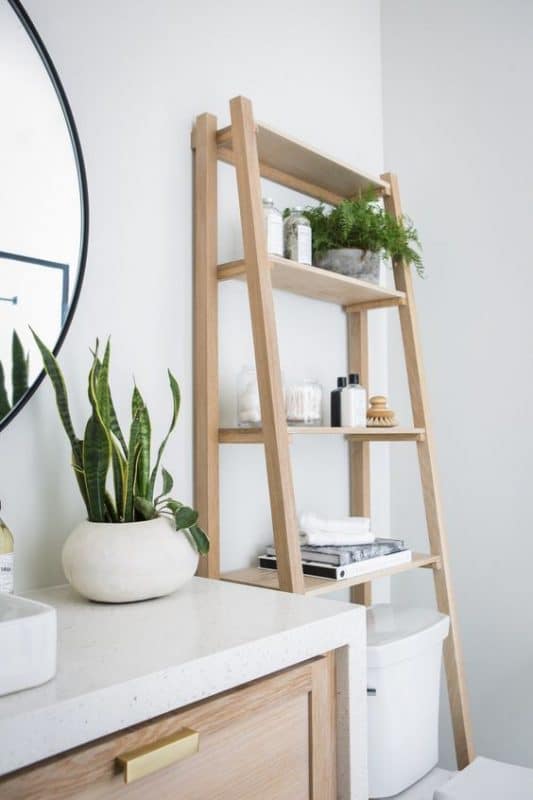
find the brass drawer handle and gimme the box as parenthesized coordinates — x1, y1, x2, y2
(116, 727, 200, 783)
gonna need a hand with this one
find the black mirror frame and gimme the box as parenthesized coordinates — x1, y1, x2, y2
(0, 0, 89, 432)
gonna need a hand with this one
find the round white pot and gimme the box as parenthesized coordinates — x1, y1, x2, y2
(62, 517, 199, 603)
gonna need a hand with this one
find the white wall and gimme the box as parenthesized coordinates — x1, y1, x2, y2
(382, 0, 533, 768)
(0, 0, 389, 595)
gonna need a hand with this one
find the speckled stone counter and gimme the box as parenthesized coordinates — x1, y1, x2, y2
(0, 577, 367, 799)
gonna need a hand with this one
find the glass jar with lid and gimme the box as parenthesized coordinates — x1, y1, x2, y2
(284, 206, 312, 265)
(286, 379, 323, 426)
(262, 198, 283, 256)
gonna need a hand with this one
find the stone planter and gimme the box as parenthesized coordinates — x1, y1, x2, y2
(315, 248, 380, 283)
(62, 517, 198, 603)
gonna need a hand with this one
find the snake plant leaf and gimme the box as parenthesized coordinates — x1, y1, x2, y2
(110, 443, 126, 521)
(95, 339, 111, 427)
(83, 412, 110, 522)
(132, 385, 151, 501)
(0, 362, 10, 418)
(188, 524, 210, 555)
(11, 331, 29, 405)
(71, 449, 91, 517)
(31, 328, 79, 448)
(124, 405, 142, 521)
(134, 496, 157, 520)
(104, 492, 118, 523)
(149, 370, 180, 498)
(174, 505, 198, 530)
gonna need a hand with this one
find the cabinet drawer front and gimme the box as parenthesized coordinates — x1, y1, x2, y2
(0, 657, 335, 800)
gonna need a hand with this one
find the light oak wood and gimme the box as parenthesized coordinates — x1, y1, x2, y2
(218, 144, 347, 207)
(193, 113, 220, 578)
(194, 98, 473, 769)
(344, 296, 406, 313)
(218, 256, 405, 308)
(382, 171, 474, 768)
(230, 96, 304, 593)
(222, 552, 440, 596)
(216, 121, 388, 203)
(309, 652, 336, 800)
(0, 659, 335, 800)
(348, 310, 372, 606)
(218, 426, 425, 443)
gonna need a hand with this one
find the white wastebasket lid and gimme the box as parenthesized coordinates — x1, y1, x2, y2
(434, 757, 533, 799)
(367, 604, 449, 668)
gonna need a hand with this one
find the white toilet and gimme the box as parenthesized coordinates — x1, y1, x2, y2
(366, 604, 533, 799)
(366, 604, 450, 798)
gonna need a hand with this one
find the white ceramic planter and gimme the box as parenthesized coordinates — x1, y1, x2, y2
(62, 517, 199, 603)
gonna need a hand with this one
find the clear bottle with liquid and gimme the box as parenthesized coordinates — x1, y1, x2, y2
(262, 198, 283, 256)
(0, 502, 14, 594)
(284, 206, 312, 264)
(340, 373, 367, 428)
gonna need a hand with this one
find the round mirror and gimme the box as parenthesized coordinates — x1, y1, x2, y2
(0, 0, 88, 430)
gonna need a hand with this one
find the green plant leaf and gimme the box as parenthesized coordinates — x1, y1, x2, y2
(134, 496, 157, 520)
(154, 467, 174, 504)
(188, 524, 210, 555)
(148, 371, 180, 497)
(0, 362, 10, 418)
(11, 330, 29, 405)
(158, 497, 182, 513)
(104, 492, 118, 522)
(124, 403, 143, 521)
(31, 328, 79, 448)
(132, 385, 151, 501)
(83, 413, 110, 522)
(174, 505, 198, 530)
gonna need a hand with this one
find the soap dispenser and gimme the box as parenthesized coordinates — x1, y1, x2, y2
(330, 376, 347, 426)
(0, 502, 14, 594)
(340, 373, 367, 428)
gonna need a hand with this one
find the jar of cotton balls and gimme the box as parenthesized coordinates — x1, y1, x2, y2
(237, 366, 261, 427)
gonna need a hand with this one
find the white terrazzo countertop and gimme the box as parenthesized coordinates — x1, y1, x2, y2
(0, 577, 366, 792)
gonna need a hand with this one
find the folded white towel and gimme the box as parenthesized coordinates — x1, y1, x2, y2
(299, 530, 375, 547)
(299, 511, 371, 536)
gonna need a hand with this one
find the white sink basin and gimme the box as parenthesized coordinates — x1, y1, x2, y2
(0, 593, 57, 696)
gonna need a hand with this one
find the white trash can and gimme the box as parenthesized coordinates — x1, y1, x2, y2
(367, 604, 450, 798)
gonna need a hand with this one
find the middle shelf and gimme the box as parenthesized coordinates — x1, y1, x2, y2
(218, 255, 405, 310)
(219, 426, 425, 444)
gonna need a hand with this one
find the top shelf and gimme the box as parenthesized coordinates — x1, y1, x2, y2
(216, 122, 389, 206)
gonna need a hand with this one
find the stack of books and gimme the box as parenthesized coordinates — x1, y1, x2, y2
(258, 538, 411, 581)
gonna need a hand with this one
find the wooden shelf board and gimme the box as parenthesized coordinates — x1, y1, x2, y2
(216, 122, 388, 203)
(219, 426, 425, 444)
(218, 256, 405, 309)
(222, 553, 440, 596)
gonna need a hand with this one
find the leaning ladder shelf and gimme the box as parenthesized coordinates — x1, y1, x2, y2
(192, 96, 474, 770)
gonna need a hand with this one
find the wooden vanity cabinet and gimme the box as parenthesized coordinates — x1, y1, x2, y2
(0, 654, 336, 800)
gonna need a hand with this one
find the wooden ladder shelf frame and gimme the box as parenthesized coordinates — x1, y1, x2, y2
(193, 96, 474, 769)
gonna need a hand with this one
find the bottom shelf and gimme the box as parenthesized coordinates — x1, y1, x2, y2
(221, 552, 441, 596)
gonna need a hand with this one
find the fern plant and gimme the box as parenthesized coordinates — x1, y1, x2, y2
(0, 330, 29, 418)
(301, 193, 424, 277)
(31, 331, 209, 555)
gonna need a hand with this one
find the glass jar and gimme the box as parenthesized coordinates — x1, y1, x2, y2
(286, 379, 323, 426)
(262, 198, 283, 256)
(237, 366, 261, 427)
(284, 206, 312, 265)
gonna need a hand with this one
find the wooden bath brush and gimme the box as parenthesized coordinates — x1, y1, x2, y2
(366, 395, 398, 427)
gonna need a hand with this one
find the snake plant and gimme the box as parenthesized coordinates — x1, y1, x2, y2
(0, 330, 30, 418)
(31, 331, 209, 555)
